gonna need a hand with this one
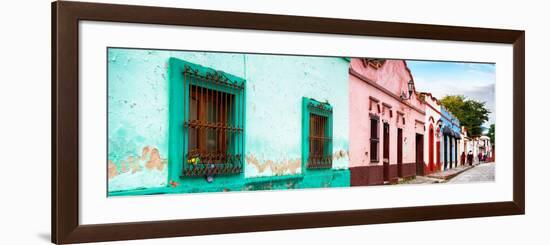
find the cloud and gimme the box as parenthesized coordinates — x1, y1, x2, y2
(461, 83, 495, 126)
(407, 60, 496, 126)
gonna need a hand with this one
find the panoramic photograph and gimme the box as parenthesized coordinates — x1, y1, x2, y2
(106, 48, 495, 196)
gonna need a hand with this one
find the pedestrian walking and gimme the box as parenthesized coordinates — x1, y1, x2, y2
(467, 150, 473, 166)
(478, 152, 483, 163)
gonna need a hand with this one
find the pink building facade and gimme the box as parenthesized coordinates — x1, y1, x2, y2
(349, 59, 426, 186)
(419, 93, 442, 174)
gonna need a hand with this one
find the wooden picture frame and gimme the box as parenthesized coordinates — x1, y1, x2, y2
(52, 1, 525, 243)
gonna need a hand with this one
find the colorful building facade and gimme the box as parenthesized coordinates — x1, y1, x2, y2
(107, 49, 488, 195)
(440, 107, 461, 170)
(459, 126, 471, 165)
(459, 127, 494, 165)
(477, 136, 493, 162)
(419, 93, 442, 174)
(349, 59, 426, 185)
(107, 48, 351, 195)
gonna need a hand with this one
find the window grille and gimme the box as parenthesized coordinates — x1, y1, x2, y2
(181, 65, 245, 176)
(308, 113, 332, 169)
(370, 117, 379, 162)
(304, 99, 333, 169)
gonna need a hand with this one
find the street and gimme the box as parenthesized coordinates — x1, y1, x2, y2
(446, 162, 495, 183)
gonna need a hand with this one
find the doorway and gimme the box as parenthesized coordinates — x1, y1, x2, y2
(428, 125, 434, 172)
(443, 135, 448, 170)
(463, 141, 467, 165)
(383, 123, 390, 182)
(436, 141, 441, 171)
(449, 137, 455, 169)
(454, 138, 459, 168)
(415, 133, 424, 176)
(397, 128, 403, 178)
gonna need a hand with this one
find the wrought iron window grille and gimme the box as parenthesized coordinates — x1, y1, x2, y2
(303, 97, 333, 170)
(308, 113, 333, 169)
(370, 117, 380, 162)
(180, 63, 245, 177)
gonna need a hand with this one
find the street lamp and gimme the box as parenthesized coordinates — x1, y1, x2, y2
(400, 79, 414, 100)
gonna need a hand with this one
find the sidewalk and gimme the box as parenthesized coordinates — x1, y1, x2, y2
(400, 175, 443, 184)
(427, 164, 475, 180)
(399, 162, 491, 185)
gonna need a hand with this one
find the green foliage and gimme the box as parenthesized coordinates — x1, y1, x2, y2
(439, 95, 465, 119)
(440, 95, 490, 137)
(488, 124, 495, 144)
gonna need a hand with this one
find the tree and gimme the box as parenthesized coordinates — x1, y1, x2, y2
(440, 95, 490, 137)
(439, 95, 465, 120)
(488, 124, 495, 144)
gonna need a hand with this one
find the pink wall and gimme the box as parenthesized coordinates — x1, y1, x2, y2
(421, 93, 442, 173)
(349, 59, 426, 168)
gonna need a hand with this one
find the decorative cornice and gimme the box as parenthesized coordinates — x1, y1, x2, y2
(361, 58, 386, 69)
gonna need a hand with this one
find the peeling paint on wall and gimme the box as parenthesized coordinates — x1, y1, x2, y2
(108, 160, 118, 179)
(144, 147, 166, 171)
(108, 48, 350, 194)
(108, 146, 167, 192)
(109, 146, 166, 175)
(245, 154, 301, 175)
(244, 55, 350, 177)
(333, 149, 348, 161)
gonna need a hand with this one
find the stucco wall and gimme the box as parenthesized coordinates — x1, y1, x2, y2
(422, 94, 441, 171)
(107, 48, 349, 193)
(440, 107, 451, 165)
(349, 59, 425, 170)
(244, 55, 350, 177)
(440, 107, 462, 168)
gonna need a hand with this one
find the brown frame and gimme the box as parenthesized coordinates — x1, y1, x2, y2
(52, 1, 525, 243)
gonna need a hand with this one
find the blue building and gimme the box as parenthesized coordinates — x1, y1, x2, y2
(440, 107, 461, 170)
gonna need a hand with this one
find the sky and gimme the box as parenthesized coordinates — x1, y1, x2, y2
(406, 60, 496, 129)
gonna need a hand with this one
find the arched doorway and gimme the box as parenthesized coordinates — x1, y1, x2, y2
(436, 126, 441, 171)
(429, 124, 434, 172)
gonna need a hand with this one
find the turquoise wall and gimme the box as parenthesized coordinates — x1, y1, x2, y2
(244, 55, 350, 177)
(107, 48, 350, 194)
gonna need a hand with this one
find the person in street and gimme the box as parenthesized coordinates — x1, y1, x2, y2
(461, 152, 466, 166)
(467, 150, 473, 166)
(478, 152, 483, 163)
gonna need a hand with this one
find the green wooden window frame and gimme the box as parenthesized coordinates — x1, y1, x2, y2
(168, 58, 246, 181)
(301, 97, 333, 169)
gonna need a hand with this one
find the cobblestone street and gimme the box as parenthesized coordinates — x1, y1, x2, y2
(401, 162, 495, 185)
(446, 162, 495, 183)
